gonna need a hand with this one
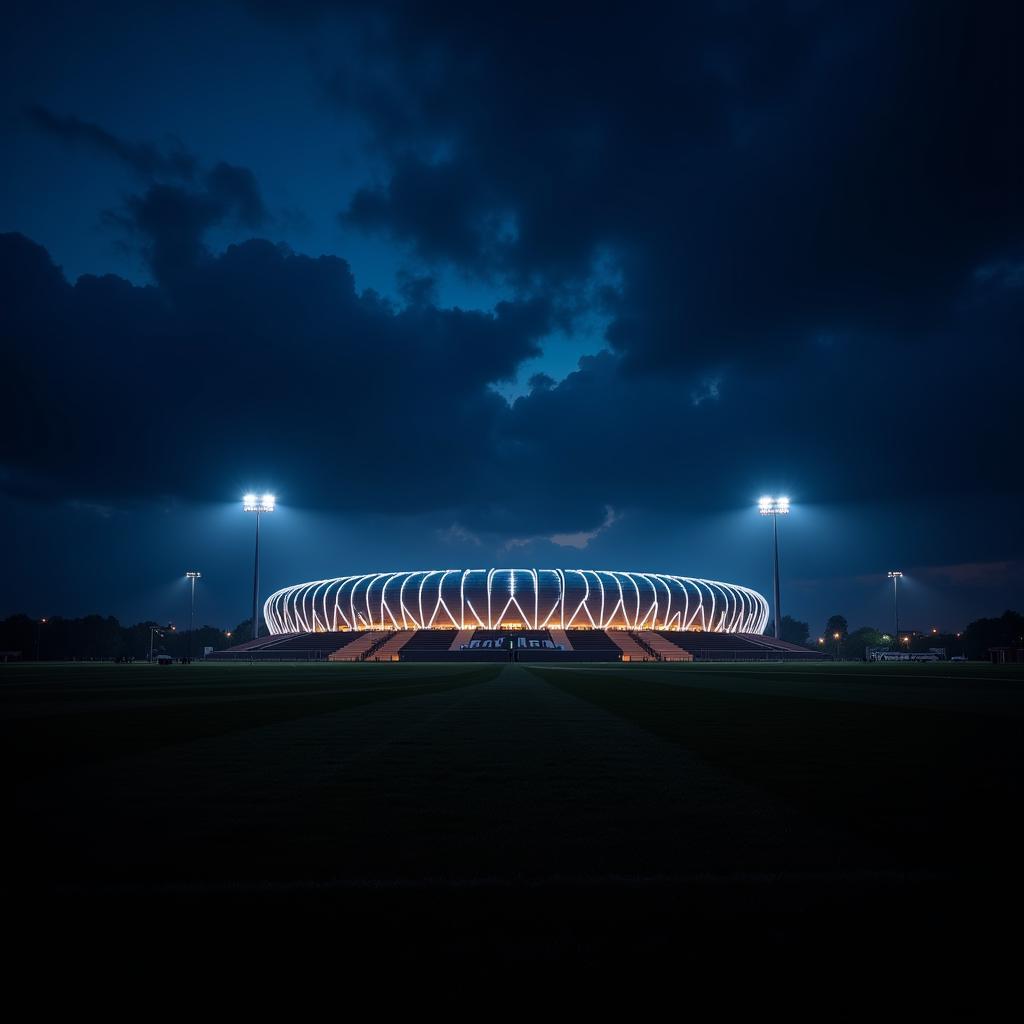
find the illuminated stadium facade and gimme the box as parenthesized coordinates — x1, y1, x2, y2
(264, 570, 770, 635)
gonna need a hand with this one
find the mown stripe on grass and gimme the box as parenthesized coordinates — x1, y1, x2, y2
(4, 665, 500, 778)
(530, 666, 1024, 869)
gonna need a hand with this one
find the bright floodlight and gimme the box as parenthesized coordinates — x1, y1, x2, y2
(244, 493, 275, 513)
(759, 495, 790, 515)
(186, 570, 201, 579)
(888, 570, 903, 579)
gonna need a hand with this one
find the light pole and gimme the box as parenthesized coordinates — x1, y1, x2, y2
(36, 618, 47, 661)
(758, 496, 790, 639)
(186, 571, 201, 662)
(243, 494, 275, 641)
(149, 623, 173, 663)
(888, 571, 902, 647)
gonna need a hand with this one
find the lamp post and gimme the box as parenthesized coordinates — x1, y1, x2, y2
(758, 496, 790, 639)
(833, 631, 842, 661)
(149, 624, 173, 663)
(888, 571, 902, 647)
(243, 494, 275, 641)
(36, 617, 47, 661)
(186, 571, 201, 662)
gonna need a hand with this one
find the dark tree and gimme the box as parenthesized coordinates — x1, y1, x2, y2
(962, 610, 1024, 660)
(825, 615, 848, 638)
(779, 615, 809, 645)
(845, 626, 886, 660)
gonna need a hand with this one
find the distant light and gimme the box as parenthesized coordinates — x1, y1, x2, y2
(833, 632, 840, 639)
(243, 493, 275, 513)
(758, 496, 790, 515)
(186, 570, 201, 579)
(888, 570, 903, 579)
(818, 637, 824, 644)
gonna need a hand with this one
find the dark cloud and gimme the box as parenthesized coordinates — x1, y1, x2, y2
(24, 107, 267, 284)
(396, 269, 438, 307)
(113, 164, 268, 283)
(2, 0, 1022, 598)
(26, 104, 196, 180)
(0, 231, 556, 527)
(329, 1, 1023, 374)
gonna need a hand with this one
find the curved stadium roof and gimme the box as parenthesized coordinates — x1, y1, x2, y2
(265, 569, 769, 635)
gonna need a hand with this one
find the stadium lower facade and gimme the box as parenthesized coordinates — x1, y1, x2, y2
(264, 569, 770, 635)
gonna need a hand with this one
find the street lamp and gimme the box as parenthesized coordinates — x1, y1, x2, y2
(833, 630, 841, 660)
(758, 496, 790, 639)
(888, 571, 903, 646)
(36, 617, 47, 661)
(186, 571, 201, 662)
(243, 493, 275, 641)
(149, 624, 173, 663)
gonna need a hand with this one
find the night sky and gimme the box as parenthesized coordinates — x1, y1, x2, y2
(2, 1, 1021, 634)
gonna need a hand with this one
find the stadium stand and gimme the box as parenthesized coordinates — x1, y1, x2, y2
(561, 629, 622, 661)
(608, 631, 654, 661)
(401, 629, 459, 656)
(329, 632, 388, 661)
(738, 634, 827, 657)
(449, 628, 476, 651)
(548, 628, 572, 650)
(634, 631, 693, 661)
(220, 633, 300, 653)
(210, 626, 826, 663)
(210, 631, 366, 661)
(367, 631, 415, 660)
(656, 631, 827, 661)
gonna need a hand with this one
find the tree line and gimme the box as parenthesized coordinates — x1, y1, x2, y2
(0, 613, 259, 661)
(772, 610, 1023, 660)
(2, 609, 1020, 661)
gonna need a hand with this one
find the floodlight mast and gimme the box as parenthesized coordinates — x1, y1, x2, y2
(243, 494, 275, 640)
(759, 496, 790, 639)
(888, 571, 903, 646)
(186, 571, 201, 662)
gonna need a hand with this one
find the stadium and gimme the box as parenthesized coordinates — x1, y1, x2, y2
(212, 568, 825, 662)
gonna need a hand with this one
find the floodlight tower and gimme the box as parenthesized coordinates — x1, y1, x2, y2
(758, 496, 790, 639)
(186, 571, 201, 662)
(888, 571, 903, 647)
(243, 494, 275, 641)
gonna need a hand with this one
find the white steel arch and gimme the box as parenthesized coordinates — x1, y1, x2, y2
(264, 570, 769, 636)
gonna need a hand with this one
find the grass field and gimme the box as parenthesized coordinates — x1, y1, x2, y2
(4, 659, 1024, 966)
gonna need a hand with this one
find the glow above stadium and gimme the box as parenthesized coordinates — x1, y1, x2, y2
(264, 570, 770, 634)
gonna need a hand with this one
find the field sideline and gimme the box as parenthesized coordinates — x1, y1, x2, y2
(4, 659, 1023, 965)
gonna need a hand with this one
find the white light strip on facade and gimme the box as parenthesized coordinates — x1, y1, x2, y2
(263, 569, 770, 636)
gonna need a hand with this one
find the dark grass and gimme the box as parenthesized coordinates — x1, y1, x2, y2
(4, 659, 1023, 967)
(532, 663, 1024, 873)
(1, 661, 497, 778)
